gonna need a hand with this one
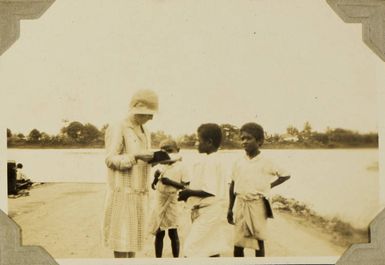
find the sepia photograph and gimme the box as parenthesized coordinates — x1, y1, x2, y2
(1, 0, 384, 263)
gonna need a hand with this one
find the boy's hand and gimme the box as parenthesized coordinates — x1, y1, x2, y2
(151, 181, 157, 190)
(151, 170, 161, 190)
(271, 175, 291, 188)
(178, 189, 191, 202)
(154, 170, 161, 179)
(279, 175, 291, 181)
(227, 209, 234, 225)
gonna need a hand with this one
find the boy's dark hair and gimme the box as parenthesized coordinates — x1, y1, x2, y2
(197, 123, 222, 149)
(16, 163, 23, 169)
(240, 122, 265, 144)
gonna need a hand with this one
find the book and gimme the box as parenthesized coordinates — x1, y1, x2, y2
(148, 150, 171, 165)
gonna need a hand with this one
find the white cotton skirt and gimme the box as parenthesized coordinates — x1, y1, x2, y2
(148, 191, 181, 235)
(234, 196, 268, 249)
(183, 202, 232, 257)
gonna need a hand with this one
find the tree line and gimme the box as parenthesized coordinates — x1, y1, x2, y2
(7, 121, 106, 148)
(7, 121, 378, 149)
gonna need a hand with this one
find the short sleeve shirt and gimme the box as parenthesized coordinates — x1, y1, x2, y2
(187, 152, 228, 208)
(157, 161, 190, 193)
(231, 153, 289, 196)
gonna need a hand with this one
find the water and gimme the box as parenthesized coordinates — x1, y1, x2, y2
(7, 148, 379, 229)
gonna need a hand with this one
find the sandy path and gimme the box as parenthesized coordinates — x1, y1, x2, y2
(8, 183, 345, 258)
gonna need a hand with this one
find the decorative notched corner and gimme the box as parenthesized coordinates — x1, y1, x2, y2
(0, 0, 55, 56)
(336, 208, 385, 265)
(327, 0, 385, 62)
(0, 210, 58, 265)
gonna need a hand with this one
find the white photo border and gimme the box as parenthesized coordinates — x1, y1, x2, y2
(0, 0, 384, 264)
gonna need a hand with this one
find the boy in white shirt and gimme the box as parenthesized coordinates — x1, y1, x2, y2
(149, 139, 189, 258)
(227, 122, 290, 257)
(178, 123, 229, 257)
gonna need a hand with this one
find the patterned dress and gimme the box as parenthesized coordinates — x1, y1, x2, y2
(102, 117, 151, 252)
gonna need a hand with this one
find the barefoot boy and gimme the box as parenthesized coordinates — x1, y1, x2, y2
(149, 139, 189, 258)
(178, 123, 229, 257)
(227, 122, 290, 257)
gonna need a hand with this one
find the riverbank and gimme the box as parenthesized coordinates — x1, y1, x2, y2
(7, 182, 355, 258)
(272, 195, 369, 248)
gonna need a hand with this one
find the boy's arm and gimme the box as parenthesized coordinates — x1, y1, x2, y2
(271, 175, 291, 189)
(178, 188, 213, 202)
(181, 181, 190, 186)
(227, 181, 236, 224)
(151, 169, 161, 190)
(160, 177, 186, 190)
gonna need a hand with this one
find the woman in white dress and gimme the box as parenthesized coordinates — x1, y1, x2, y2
(102, 89, 158, 258)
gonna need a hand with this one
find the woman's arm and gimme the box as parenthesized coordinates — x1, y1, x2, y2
(105, 123, 136, 170)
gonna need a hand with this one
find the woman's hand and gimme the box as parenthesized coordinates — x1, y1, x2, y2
(135, 152, 154, 162)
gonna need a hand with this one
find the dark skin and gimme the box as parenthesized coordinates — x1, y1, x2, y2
(178, 134, 217, 202)
(151, 169, 162, 190)
(227, 181, 236, 224)
(151, 145, 186, 258)
(227, 131, 291, 224)
(178, 132, 222, 257)
(160, 177, 188, 190)
(151, 146, 189, 191)
(152, 171, 188, 190)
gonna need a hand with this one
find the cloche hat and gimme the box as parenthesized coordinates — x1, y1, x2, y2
(129, 89, 159, 115)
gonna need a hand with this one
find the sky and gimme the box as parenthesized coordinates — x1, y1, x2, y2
(0, 0, 383, 138)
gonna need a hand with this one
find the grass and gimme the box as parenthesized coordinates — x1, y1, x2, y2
(271, 195, 369, 248)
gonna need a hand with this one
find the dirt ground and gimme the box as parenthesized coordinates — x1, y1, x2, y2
(8, 183, 347, 259)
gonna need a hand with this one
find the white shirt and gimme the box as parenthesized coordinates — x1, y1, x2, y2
(156, 161, 190, 193)
(187, 152, 228, 208)
(231, 153, 289, 196)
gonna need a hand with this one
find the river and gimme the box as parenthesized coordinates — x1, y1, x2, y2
(7, 148, 379, 229)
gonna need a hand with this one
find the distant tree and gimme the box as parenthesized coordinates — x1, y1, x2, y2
(82, 123, 100, 144)
(63, 121, 84, 142)
(28, 129, 41, 143)
(220, 124, 241, 148)
(299, 121, 312, 142)
(362, 133, 378, 145)
(17, 133, 25, 140)
(7, 128, 12, 138)
(100, 124, 108, 135)
(151, 130, 171, 148)
(96, 124, 108, 144)
(270, 134, 280, 143)
(286, 126, 299, 137)
(178, 133, 197, 148)
(311, 132, 329, 145)
(39, 132, 52, 144)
